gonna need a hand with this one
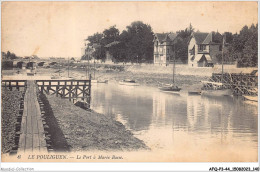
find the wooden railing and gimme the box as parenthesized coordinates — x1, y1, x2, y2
(1, 80, 27, 91)
(35, 80, 91, 102)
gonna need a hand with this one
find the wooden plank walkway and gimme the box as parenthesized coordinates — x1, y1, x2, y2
(18, 80, 47, 153)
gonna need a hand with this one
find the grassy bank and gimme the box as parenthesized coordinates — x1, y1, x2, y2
(1, 89, 23, 153)
(44, 94, 148, 151)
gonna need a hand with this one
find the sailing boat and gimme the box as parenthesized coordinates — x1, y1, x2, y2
(201, 34, 232, 96)
(159, 43, 181, 93)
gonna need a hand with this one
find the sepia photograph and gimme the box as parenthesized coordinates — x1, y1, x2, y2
(1, 1, 258, 170)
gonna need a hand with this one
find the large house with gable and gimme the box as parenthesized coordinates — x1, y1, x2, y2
(153, 33, 178, 66)
(188, 31, 223, 67)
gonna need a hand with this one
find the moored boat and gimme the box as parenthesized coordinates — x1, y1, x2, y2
(158, 43, 181, 93)
(188, 91, 201, 95)
(243, 95, 258, 102)
(119, 79, 139, 86)
(97, 80, 108, 83)
(201, 81, 232, 96)
(201, 88, 232, 96)
(159, 84, 181, 94)
(200, 34, 233, 97)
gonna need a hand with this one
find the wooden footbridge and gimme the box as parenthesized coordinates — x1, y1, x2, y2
(18, 80, 47, 152)
(2, 79, 91, 153)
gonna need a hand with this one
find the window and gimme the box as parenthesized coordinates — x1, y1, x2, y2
(167, 48, 169, 54)
(160, 47, 163, 53)
(190, 46, 195, 55)
(199, 45, 206, 51)
(219, 45, 222, 51)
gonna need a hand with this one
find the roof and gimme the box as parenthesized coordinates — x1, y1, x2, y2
(193, 32, 209, 44)
(164, 33, 177, 42)
(104, 41, 120, 48)
(195, 54, 212, 62)
(212, 32, 223, 44)
(194, 54, 204, 62)
(154, 33, 168, 42)
(202, 32, 223, 44)
(204, 54, 212, 62)
(202, 32, 212, 44)
(154, 33, 177, 43)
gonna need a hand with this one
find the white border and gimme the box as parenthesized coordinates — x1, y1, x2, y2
(0, 0, 259, 171)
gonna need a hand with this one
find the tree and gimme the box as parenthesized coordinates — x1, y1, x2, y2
(102, 25, 120, 45)
(229, 24, 258, 67)
(123, 21, 154, 62)
(175, 24, 194, 63)
(86, 33, 103, 45)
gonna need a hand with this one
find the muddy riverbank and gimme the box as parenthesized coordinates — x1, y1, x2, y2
(44, 93, 149, 152)
(29, 66, 209, 91)
(1, 89, 23, 154)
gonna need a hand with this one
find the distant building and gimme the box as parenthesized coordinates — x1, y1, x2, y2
(188, 32, 223, 67)
(26, 62, 37, 69)
(17, 61, 27, 69)
(153, 33, 178, 66)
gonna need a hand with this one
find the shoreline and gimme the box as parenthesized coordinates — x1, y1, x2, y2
(42, 93, 149, 152)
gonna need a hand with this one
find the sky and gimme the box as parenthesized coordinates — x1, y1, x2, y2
(1, 1, 258, 58)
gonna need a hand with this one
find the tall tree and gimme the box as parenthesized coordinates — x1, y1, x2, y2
(102, 25, 120, 45)
(229, 24, 258, 67)
(86, 32, 103, 45)
(124, 21, 154, 62)
(175, 24, 194, 63)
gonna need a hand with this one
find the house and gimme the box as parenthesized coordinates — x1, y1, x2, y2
(153, 33, 179, 66)
(188, 32, 223, 67)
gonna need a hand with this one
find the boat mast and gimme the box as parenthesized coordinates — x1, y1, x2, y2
(221, 34, 225, 86)
(173, 42, 175, 84)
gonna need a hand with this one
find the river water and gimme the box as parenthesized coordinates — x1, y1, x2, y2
(91, 82, 258, 161)
(2, 70, 258, 161)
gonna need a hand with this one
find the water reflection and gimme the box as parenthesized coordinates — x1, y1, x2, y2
(91, 83, 258, 152)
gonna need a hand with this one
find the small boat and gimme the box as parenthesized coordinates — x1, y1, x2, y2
(200, 35, 232, 97)
(201, 81, 232, 96)
(159, 84, 181, 94)
(201, 88, 232, 97)
(158, 48, 181, 93)
(91, 79, 108, 84)
(243, 95, 258, 102)
(188, 91, 201, 95)
(119, 79, 139, 86)
(97, 80, 108, 83)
